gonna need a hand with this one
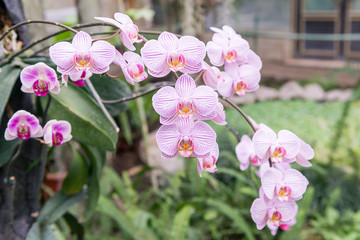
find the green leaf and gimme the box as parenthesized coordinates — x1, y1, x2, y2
(81, 145, 106, 220)
(170, 205, 195, 240)
(206, 199, 256, 240)
(90, 74, 131, 116)
(25, 222, 56, 240)
(42, 84, 118, 151)
(0, 139, 20, 167)
(63, 213, 84, 239)
(37, 190, 86, 224)
(0, 65, 21, 123)
(62, 149, 89, 195)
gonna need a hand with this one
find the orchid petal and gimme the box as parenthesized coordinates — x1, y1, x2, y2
(191, 121, 216, 156)
(72, 31, 92, 51)
(284, 169, 308, 198)
(120, 31, 136, 51)
(158, 31, 178, 52)
(141, 39, 167, 74)
(250, 198, 268, 229)
(152, 86, 179, 118)
(262, 168, 283, 199)
(114, 12, 133, 25)
(156, 124, 181, 156)
(253, 127, 277, 160)
(175, 74, 196, 98)
(89, 40, 115, 73)
(49, 42, 75, 73)
(178, 36, 205, 63)
(192, 85, 218, 116)
(94, 17, 123, 29)
(278, 130, 300, 159)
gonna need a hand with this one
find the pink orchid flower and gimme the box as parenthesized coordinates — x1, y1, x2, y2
(20, 62, 60, 96)
(156, 121, 217, 159)
(261, 168, 309, 201)
(258, 161, 291, 179)
(202, 61, 231, 90)
(62, 70, 92, 87)
(235, 135, 260, 171)
(152, 74, 218, 125)
(95, 13, 142, 51)
(43, 120, 72, 147)
(4, 110, 43, 140)
(113, 50, 147, 85)
(211, 102, 227, 125)
(218, 64, 260, 97)
(141, 31, 206, 77)
(253, 127, 300, 165)
(250, 192, 298, 235)
(197, 143, 219, 177)
(49, 31, 115, 75)
(206, 25, 262, 69)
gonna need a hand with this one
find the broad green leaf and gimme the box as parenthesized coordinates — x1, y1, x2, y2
(0, 139, 20, 167)
(42, 84, 118, 151)
(0, 65, 21, 124)
(170, 205, 195, 240)
(63, 213, 84, 239)
(62, 149, 89, 195)
(25, 222, 56, 240)
(97, 196, 157, 240)
(206, 199, 256, 240)
(90, 74, 131, 116)
(37, 190, 86, 224)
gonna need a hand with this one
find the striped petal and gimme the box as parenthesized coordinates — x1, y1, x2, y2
(72, 31, 92, 52)
(89, 40, 115, 74)
(152, 86, 179, 118)
(156, 124, 181, 156)
(49, 42, 76, 74)
(158, 31, 178, 52)
(191, 121, 216, 156)
(192, 85, 218, 116)
(175, 74, 196, 98)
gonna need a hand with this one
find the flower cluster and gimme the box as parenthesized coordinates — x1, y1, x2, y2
(236, 121, 314, 235)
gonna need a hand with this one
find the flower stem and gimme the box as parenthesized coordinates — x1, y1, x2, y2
(85, 78, 119, 133)
(92, 29, 121, 42)
(220, 96, 256, 132)
(102, 81, 175, 104)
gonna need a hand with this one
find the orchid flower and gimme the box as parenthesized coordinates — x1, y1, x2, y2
(113, 50, 147, 85)
(211, 102, 227, 125)
(250, 189, 298, 235)
(62, 70, 92, 87)
(20, 62, 60, 96)
(156, 121, 216, 159)
(95, 13, 142, 51)
(295, 138, 314, 167)
(43, 120, 72, 147)
(261, 168, 309, 202)
(252, 127, 300, 165)
(152, 74, 218, 125)
(49, 31, 115, 74)
(4, 110, 43, 140)
(197, 143, 219, 177)
(218, 64, 261, 97)
(202, 61, 231, 90)
(141, 31, 206, 77)
(236, 135, 259, 170)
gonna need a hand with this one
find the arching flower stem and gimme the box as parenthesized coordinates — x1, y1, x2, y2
(92, 29, 121, 42)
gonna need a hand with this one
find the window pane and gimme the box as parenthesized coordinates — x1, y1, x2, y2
(351, 0, 360, 11)
(305, 0, 337, 12)
(305, 21, 335, 50)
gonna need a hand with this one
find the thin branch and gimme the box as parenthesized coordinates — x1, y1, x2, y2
(102, 81, 175, 104)
(225, 123, 241, 142)
(220, 96, 256, 132)
(41, 94, 52, 124)
(85, 78, 119, 133)
(93, 29, 121, 42)
(139, 30, 182, 38)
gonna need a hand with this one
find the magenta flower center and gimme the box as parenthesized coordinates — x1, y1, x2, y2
(178, 137, 194, 158)
(224, 49, 237, 63)
(268, 209, 282, 227)
(250, 155, 260, 166)
(271, 146, 287, 163)
(234, 80, 248, 96)
(167, 53, 186, 72)
(127, 25, 139, 42)
(17, 123, 31, 140)
(33, 79, 49, 96)
(277, 185, 292, 202)
(203, 155, 217, 173)
(52, 132, 64, 146)
(73, 53, 93, 70)
(127, 63, 145, 80)
(176, 99, 195, 118)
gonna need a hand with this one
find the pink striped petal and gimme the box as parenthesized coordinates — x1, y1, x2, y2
(246, 50, 262, 70)
(114, 13, 133, 25)
(94, 17, 123, 29)
(158, 31, 178, 52)
(20, 65, 40, 88)
(156, 124, 181, 156)
(299, 139, 314, 160)
(180, 61, 203, 74)
(284, 169, 308, 198)
(49, 42, 76, 73)
(203, 66, 220, 90)
(211, 102, 226, 125)
(193, 111, 216, 121)
(236, 135, 252, 170)
(72, 31, 92, 52)
(262, 168, 283, 199)
(141, 40, 167, 74)
(152, 86, 179, 118)
(250, 198, 268, 229)
(89, 41, 115, 73)
(112, 49, 126, 67)
(206, 41, 225, 66)
(217, 77, 234, 97)
(278, 130, 300, 159)
(192, 85, 218, 116)
(175, 74, 196, 98)
(120, 31, 136, 51)
(275, 200, 297, 222)
(191, 121, 216, 156)
(238, 65, 261, 92)
(123, 51, 143, 64)
(253, 127, 277, 160)
(178, 36, 205, 64)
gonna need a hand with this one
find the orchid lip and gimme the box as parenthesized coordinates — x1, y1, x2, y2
(73, 53, 93, 71)
(224, 49, 238, 63)
(52, 132, 64, 146)
(167, 53, 186, 72)
(271, 146, 287, 163)
(33, 79, 49, 96)
(17, 123, 31, 140)
(234, 80, 248, 96)
(176, 99, 195, 118)
(203, 155, 217, 173)
(127, 63, 145, 80)
(178, 137, 194, 157)
(268, 209, 282, 227)
(277, 185, 292, 202)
